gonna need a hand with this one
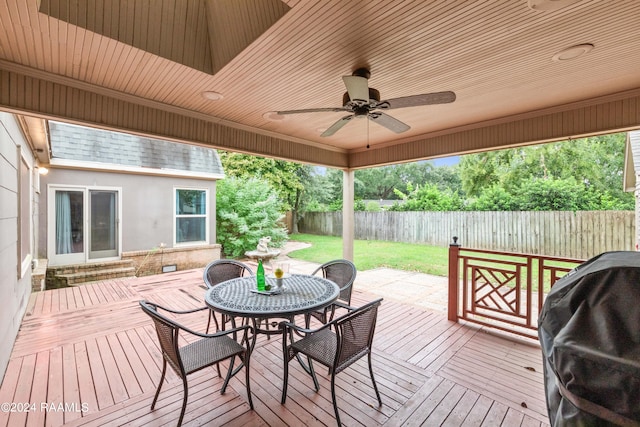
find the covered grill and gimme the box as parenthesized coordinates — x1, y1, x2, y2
(538, 251, 640, 426)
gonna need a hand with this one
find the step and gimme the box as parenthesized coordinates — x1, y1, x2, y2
(56, 266, 137, 286)
(48, 260, 134, 275)
(46, 260, 137, 288)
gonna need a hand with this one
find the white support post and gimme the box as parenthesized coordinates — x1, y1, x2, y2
(342, 169, 355, 261)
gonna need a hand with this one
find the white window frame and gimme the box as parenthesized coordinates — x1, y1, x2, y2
(173, 187, 209, 246)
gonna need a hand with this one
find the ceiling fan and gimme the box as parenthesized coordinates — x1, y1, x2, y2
(276, 68, 456, 137)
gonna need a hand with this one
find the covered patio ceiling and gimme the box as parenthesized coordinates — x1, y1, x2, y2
(2, 0, 640, 169)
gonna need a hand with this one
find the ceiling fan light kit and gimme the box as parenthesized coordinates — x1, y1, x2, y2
(552, 43, 594, 62)
(275, 68, 456, 137)
(201, 90, 223, 101)
(263, 111, 286, 121)
(527, 0, 583, 11)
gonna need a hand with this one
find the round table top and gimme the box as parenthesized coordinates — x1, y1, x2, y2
(205, 274, 339, 318)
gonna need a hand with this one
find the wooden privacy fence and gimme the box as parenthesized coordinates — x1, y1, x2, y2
(299, 210, 635, 259)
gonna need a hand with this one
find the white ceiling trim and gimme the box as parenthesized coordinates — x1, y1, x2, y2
(49, 158, 225, 181)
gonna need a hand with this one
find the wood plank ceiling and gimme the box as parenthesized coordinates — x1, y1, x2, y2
(1, 0, 640, 169)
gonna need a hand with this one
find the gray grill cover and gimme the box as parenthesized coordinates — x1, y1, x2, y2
(538, 251, 640, 427)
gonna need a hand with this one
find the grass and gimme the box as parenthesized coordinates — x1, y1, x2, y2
(287, 233, 582, 291)
(287, 233, 449, 276)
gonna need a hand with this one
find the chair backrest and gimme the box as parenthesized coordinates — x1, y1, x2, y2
(139, 300, 185, 378)
(203, 259, 253, 289)
(313, 259, 357, 304)
(333, 298, 382, 373)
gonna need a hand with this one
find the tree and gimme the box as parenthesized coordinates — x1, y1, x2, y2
(390, 183, 463, 211)
(219, 151, 310, 232)
(216, 177, 288, 258)
(458, 133, 633, 210)
(514, 178, 586, 211)
(465, 185, 519, 211)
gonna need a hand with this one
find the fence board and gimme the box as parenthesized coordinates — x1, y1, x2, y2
(299, 211, 635, 259)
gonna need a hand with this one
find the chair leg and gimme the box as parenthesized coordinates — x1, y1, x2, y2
(281, 332, 290, 404)
(151, 359, 167, 410)
(330, 371, 342, 426)
(206, 311, 223, 378)
(221, 355, 235, 394)
(243, 350, 254, 409)
(304, 313, 311, 329)
(368, 352, 382, 406)
(177, 378, 188, 427)
(308, 357, 320, 392)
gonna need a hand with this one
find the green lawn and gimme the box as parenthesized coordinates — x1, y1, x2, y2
(287, 233, 449, 276)
(287, 233, 581, 291)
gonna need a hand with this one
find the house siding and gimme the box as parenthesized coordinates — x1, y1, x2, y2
(0, 112, 36, 383)
(39, 168, 218, 255)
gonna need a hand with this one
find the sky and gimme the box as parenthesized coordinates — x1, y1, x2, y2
(430, 156, 459, 167)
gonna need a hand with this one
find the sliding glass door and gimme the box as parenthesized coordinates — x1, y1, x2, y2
(89, 190, 118, 259)
(49, 186, 120, 266)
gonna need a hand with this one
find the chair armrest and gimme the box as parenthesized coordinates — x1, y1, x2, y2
(332, 301, 356, 311)
(145, 300, 209, 316)
(180, 323, 253, 339)
(279, 318, 333, 335)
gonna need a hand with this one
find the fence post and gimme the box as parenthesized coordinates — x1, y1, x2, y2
(448, 236, 460, 322)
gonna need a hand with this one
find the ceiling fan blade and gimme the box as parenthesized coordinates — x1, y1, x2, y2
(321, 115, 354, 137)
(382, 91, 456, 109)
(368, 112, 410, 133)
(277, 107, 349, 115)
(342, 75, 370, 102)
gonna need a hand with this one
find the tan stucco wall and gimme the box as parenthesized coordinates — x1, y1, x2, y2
(39, 170, 218, 257)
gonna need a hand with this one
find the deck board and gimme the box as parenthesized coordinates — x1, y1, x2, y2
(0, 268, 550, 426)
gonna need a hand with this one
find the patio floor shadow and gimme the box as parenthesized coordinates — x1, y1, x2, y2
(0, 266, 549, 426)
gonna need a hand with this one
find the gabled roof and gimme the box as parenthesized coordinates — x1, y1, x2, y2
(49, 122, 224, 179)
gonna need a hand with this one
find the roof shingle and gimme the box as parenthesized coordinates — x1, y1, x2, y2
(49, 121, 223, 175)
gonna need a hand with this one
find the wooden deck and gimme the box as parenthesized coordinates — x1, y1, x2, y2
(0, 269, 550, 426)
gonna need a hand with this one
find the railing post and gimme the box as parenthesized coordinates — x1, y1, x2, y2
(448, 236, 460, 322)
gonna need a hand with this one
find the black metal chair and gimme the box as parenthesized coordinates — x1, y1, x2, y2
(203, 259, 253, 333)
(281, 298, 383, 426)
(305, 259, 357, 327)
(139, 300, 253, 427)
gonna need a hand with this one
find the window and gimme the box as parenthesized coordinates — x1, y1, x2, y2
(19, 152, 32, 277)
(175, 188, 208, 245)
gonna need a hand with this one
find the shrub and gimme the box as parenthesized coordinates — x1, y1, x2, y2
(466, 185, 519, 211)
(365, 201, 382, 212)
(216, 177, 288, 257)
(389, 183, 463, 211)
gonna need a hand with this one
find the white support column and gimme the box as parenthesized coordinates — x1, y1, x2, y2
(342, 169, 355, 261)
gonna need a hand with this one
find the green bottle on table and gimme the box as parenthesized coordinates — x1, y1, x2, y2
(256, 259, 266, 291)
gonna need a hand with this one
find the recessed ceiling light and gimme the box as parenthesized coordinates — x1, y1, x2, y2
(263, 111, 286, 121)
(552, 43, 594, 62)
(528, 0, 582, 11)
(201, 91, 223, 101)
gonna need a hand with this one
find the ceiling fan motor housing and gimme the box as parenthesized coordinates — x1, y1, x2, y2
(342, 87, 380, 110)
